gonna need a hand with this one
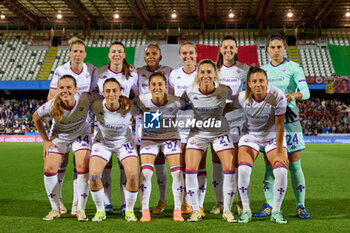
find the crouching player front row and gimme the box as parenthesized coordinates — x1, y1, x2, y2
(229, 66, 290, 224)
(89, 78, 139, 222)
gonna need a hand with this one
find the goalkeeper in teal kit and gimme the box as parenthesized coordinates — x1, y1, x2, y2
(255, 32, 311, 219)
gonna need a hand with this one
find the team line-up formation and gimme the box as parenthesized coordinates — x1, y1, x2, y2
(33, 32, 310, 224)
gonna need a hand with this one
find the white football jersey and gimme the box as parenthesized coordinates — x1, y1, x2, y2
(91, 65, 138, 97)
(91, 99, 139, 146)
(37, 93, 92, 140)
(134, 93, 186, 140)
(218, 62, 248, 129)
(137, 65, 172, 95)
(169, 67, 197, 97)
(237, 86, 287, 141)
(182, 84, 232, 136)
(50, 61, 95, 93)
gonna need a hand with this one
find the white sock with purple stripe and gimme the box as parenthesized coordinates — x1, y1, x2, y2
(77, 172, 90, 211)
(119, 165, 126, 205)
(102, 164, 112, 205)
(57, 168, 65, 199)
(223, 170, 236, 212)
(155, 162, 168, 202)
(185, 170, 200, 211)
(238, 162, 253, 211)
(170, 166, 184, 209)
(212, 161, 223, 204)
(197, 169, 207, 207)
(140, 164, 154, 210)
(125, 190, 138, 212)
(44, 172, 60, 211)
(272, 165, 288, 212)
(91, 188, 105, 212)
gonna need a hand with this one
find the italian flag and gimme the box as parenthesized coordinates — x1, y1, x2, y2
(85, 44, 259, 69)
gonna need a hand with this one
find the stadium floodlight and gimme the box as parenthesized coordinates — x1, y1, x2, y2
(346, 12, 350, 17)
(171, 10, 177, 19)
(287, 11, 293, 18)
(56, 11, 63, 20)
(114, 13, 120, 19)
(0, 14, 5, 20)
(228, 11, 234, 18)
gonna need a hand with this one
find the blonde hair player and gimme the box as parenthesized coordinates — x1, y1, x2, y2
(47, 37, 95, 216)
(182, 59, 237, 223)
(233, 66, 289, 224)
(168, 42, 207, 217)
(34, 75, 94, 222)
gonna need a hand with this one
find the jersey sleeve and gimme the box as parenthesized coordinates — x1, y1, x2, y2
(50, 68, 61, 90)
(130, 103, 142, 116)
(36, 101, 53, 118)
(293, 65, 310, 100)
(131, 72, 139, 91)
(168, 70, 176, 89)
(275, 90, 287, 116)
(90, 69, 99, 93)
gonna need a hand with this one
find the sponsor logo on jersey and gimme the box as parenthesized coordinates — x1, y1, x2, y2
(216, 95, 221, 100)
(143, 110, 161, 129)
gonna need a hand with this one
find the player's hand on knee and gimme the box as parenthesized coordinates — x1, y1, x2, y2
(43, 141, 56, 158)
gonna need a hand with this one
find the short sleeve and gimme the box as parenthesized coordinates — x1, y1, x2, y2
(36, 101, 53, 118)
(168, 70, 176, 89)
(275, 90, 287, 116)
(50, 68, 60, 90)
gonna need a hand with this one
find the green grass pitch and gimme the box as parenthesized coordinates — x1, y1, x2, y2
(0, 143, 349, 233)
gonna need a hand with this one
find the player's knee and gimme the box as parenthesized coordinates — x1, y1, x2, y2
(89, 173, 102, 189)
(44, 164, 58, 173)
(127, 173, 138, 188)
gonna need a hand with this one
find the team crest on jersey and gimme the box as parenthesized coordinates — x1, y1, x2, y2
(143, 110, 161, 129)
(237, 69, 241, 73)
(244, 138, 249, 142)
(94, 148, 99, 152)
(282, 67, 286, 72)
(194, 96, 199, 100)
(216, 96, 221, 100)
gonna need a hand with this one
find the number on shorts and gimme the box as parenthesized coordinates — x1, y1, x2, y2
(76, 135, 89, 144)
(166, 140, 177, 149)
(286, 134, 298, 146)
(219, 134, 231, 144)
(124, 143, 134, 151)
(292, 134, 299, 144)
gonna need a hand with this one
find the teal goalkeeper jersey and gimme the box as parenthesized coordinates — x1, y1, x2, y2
(261, 58, 310, 115)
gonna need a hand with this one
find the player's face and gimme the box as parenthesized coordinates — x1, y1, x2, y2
(198, 63, 216, 86)
(69, 44, 86, 64)
(220, 39, 237, 62)
(248, 72, 268, 96)
(149, 76, 167, 98)
(144, 46, 161, 67)
(103, 81, 121, 105)
(179, 44, 197, 67)
(58, 78, 77, 102)
(267, 39, 285, 61)
(109, 44, 126, 66)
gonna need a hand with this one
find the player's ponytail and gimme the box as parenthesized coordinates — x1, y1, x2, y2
(51, 75, 77, 122)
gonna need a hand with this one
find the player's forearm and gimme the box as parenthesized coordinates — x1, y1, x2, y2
(275, 115, 285, 153)
(33, 112, 49, 142)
